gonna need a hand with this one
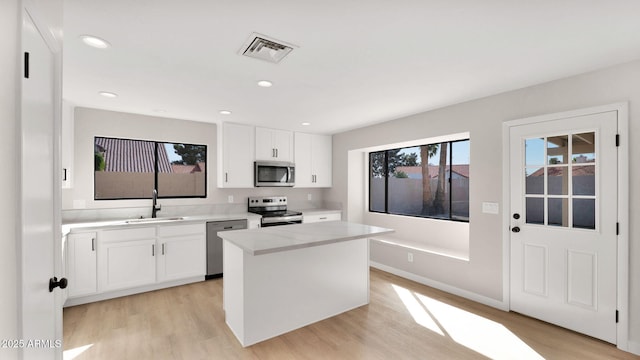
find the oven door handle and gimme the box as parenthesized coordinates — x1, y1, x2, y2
(261, 215, 303, 224)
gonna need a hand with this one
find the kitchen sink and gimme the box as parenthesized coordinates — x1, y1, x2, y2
(125, 216, 185, 224)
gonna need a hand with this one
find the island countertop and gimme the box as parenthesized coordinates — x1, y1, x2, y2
(218, 220, 394, 255)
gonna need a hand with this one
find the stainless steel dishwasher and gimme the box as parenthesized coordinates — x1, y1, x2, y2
(206, 219, 247, 279)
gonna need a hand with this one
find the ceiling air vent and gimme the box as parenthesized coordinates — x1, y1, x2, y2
(240, 33, 297, 64)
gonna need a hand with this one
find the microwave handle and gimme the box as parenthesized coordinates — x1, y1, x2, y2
(288, 166, 295, 183)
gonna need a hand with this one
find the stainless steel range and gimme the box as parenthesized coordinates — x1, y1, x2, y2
(248, 196, 303, 227)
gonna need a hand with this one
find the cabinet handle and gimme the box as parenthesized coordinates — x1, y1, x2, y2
(152, 244, 155, 256)
(276, 148, 279, 158)
(162, 243, 165, 255)
(319, 217, 327, 220)
(225, 172, 228, 183)
(63, 168, 67, 181)
(91, 238, 95, 252)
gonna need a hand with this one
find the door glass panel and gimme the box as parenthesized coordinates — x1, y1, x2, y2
(526, 197, 544, 225)
(548, 135, 568, 165)
(573, 165, 595, 196)
(525, 167, 544, 195)
(547, 166, 569, 195)
(548, 198, 568, 227)
(572, 132, 595, 163)
(521, 132, 598, 231)
(525, 138, 545, 166)
(573, 199, 596, 229)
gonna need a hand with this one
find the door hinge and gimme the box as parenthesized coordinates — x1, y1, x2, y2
(616, 310, 619, 323)
(616, 222, 619, 235)
(24, 52, 30, 78)
(615, 134, 620, 147)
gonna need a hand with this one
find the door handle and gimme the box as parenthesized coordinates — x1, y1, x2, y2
(511, 226, 521, 233)
(49, 277, 68, 292)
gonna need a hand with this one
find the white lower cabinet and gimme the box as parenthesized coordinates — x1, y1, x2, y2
(66, 232, 97, 297)
(66, 222, 206, 304)
(157, 223, 205, 282)
(98, 227, 157, 292)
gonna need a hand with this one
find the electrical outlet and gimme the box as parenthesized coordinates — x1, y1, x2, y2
(228, 195, 234, 203)
(407, 252, 414, 263)
(307, 193, 312, 201)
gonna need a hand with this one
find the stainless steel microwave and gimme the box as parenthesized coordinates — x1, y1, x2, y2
(254, 161, 295, 187)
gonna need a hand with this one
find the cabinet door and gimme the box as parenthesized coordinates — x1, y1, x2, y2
(272, 129, 293, 162)
(67, 232, 97, 297)
(311, 134, 332, 187)
(294, 132, 314, 187)
(157, 234, 205, 282)
(221, 122, 254, 188)
(255, 127, 275, 160)
(98, 239, 156, 292)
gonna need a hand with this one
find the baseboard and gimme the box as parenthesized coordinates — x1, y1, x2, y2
(370, 261, 508, 311)
(627, 340, 640, 355)
(64, 276, 204, 307)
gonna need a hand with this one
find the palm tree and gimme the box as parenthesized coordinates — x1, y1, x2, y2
(433, 142, 448, 215)
(420, 144, 438, 215)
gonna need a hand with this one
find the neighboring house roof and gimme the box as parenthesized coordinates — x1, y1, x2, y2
(171, 162, 206, 174)
(95, 137, 172, 173)
(528, 166, 595, 177)
(395, 165, 469, 179)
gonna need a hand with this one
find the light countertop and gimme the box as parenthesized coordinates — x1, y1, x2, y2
(62, 213, 262, 235)
(219, 220, 394, 255)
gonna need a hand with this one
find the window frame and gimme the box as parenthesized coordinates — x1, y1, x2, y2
(368, 139, 469, 223)
(94, 136, 208, 200)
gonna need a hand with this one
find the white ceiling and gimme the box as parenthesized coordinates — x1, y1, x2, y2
(63, 0, 640, 135)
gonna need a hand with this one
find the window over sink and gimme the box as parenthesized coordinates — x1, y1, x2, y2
(94, 137, 207, 200)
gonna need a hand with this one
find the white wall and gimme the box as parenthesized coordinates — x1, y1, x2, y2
(62, 107, 326, 213)
(326, 59, 640, 347)
(0, 0, 19, 355)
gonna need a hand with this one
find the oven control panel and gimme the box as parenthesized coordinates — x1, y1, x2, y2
(248, 196, 288, 206)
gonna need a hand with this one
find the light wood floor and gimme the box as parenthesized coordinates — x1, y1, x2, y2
(63, 268, 637, 359)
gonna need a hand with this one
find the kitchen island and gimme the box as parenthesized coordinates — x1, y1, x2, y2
(220, 221, 394, 347)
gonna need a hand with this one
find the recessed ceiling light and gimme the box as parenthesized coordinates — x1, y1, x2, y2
(80, 35, 111, 49)
(257, 80, 273, 88)
(219, 110, 232, 115)
(98, 91, 118, 98)
(301, 122, 311, 126)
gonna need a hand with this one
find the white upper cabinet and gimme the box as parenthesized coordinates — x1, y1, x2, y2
(255, 127, 293, 162)
(220, 122, 255, 188)
(294, 132, 332, 188)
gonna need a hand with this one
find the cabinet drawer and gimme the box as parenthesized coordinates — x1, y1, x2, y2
(303, 212, 341, 223)
(99, 227, 156, 243)
(158, 222, 205, 237)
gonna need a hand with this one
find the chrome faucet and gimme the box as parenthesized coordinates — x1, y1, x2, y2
(152, 189, 161, 218)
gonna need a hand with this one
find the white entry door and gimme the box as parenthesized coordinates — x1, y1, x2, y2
(509, 110, 618, 343)
(21, 9, 62, 359)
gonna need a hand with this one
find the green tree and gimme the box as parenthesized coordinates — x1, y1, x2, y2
(95, 152, 106, 171)
(394, 170, 409, 178)
(172, 144, 206, 165)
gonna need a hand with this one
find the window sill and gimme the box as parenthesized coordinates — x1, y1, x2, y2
(370, 236, 469, 261)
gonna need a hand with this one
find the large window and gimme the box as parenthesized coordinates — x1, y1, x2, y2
(94, 137, 207, 200)
(369, 139, 469, 221)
